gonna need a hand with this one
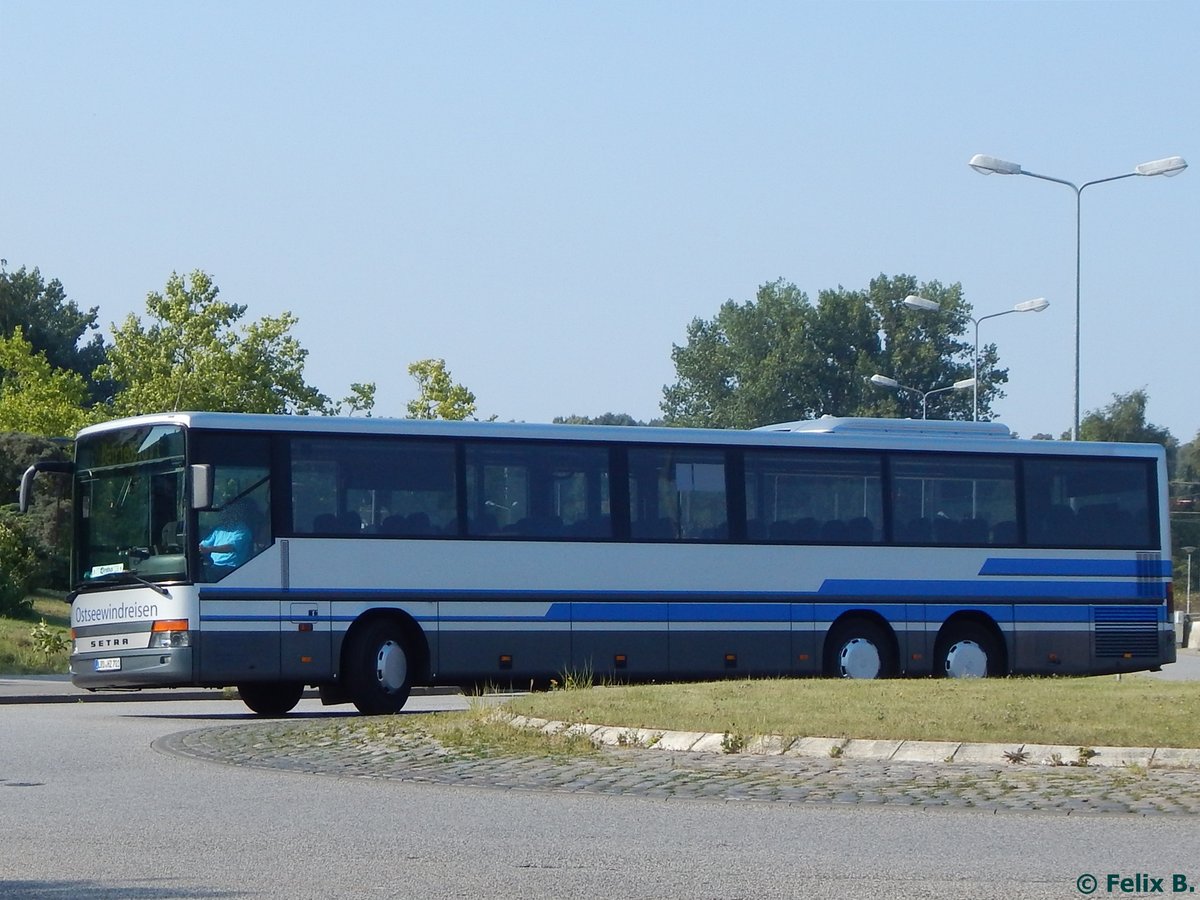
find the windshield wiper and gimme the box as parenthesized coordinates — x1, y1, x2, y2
(84, 571, 172, 598)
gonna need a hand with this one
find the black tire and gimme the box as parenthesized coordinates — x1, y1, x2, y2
(237, 682, 305, 716)
(824, 618, 897, 679)
(935, 621, 1003, 678)
(344, 618, 414, 715)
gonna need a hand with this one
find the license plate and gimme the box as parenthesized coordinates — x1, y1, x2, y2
(94, 658, 121, 672)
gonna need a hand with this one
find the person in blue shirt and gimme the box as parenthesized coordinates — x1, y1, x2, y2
(199, 500, 253, 579)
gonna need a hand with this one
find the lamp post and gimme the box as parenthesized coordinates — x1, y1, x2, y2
(906, 294, 1049, 421)
(968, 153, 1187, 440)
(1184, 546, 1198, 616)
(870, 374, 976, 420)
(969, 298, 1049, 421)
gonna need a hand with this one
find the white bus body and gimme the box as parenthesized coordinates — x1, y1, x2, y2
(36, 412, 1171, 715)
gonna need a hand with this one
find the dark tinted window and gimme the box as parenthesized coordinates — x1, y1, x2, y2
(628, 448, 727, 541)
(890, 455, 1017, 545)
(465, 442, 610, 539)
(1024, 457, 1156, 548)
(291, 437, 457, 536)
(744, 451, 882, 543)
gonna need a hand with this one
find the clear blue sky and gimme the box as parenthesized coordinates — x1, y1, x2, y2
(3, 1, 1197, 440)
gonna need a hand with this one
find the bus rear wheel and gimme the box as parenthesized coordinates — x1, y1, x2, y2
(237, 682, 304, 716)
(825, 619, 896, 679)
(935, 622, 1002, 678)
(345, 618, 413, 715)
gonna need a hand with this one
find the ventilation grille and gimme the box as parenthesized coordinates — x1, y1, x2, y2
(1094, 606, 1159, 658)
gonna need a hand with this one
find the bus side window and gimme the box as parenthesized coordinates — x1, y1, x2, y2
(744, 449, 882, 545)
(190, 431, 271, 582)
(291, 436, 457, 538)
(891, 454, 1014, 548)
(465, 441, 610, 540)
(628, 448, 727, 542)
(1022, 457, 1156, 549)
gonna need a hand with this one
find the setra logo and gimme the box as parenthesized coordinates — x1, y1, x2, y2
(87, 637, 131, 649)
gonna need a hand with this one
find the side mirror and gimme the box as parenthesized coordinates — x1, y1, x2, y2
(191, 464, 213, 510)
(19, 461, 73, 513)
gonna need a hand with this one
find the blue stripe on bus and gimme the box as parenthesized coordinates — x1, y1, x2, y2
(807, 603, 911, 622)
(819, 579, 1165, 601)
(978, 558, 1170, 577)
(1007, 604, 1092, 623)
(627, 602, 780, 623)
(572, 602, 670, 622)
(440, 605, 572, 623)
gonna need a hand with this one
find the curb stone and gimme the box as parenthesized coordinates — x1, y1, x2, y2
(515, 715, 1200, 769)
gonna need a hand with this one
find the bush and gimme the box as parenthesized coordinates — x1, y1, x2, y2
(0, 514, 39, 615)
(0, 431, 72, 590)
(29, 617, 70, 659)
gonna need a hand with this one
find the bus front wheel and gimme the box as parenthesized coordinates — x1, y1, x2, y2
(237, 682, 305, 716)
(345, 618, 413, 715)
(825, 619, 896, 679)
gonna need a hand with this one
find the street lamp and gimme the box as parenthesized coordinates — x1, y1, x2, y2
(905, 294, 1050, 421)
(902, 294, 940, 312)
(1184, 546, 1198, 616)
(969, 298, 1049, 421)
(968, 153, 1187, 440)
(870, 374, 976, 420)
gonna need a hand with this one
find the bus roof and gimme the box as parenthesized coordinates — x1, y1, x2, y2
(754, 416, 1013, 439)
(74, 411, 1165, 459)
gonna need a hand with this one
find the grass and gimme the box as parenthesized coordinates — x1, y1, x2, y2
(507, 676, 1200, 750)
(0, 593, 72, 675)
(427, 703, 600, 759)
(300, 700, 600, 761)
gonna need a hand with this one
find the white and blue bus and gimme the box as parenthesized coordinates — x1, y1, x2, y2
(21, 412, 1174, 715)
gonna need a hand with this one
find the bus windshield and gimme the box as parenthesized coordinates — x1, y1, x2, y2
(75, 424, 188, 586)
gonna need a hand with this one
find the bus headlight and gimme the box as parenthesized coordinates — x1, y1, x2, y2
(149, 619, 190, 649)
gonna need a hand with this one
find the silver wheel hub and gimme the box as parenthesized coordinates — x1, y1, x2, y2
(944, 640, 988, 678)
(838, 638, 881, 679)
(375, 640, 408, 693)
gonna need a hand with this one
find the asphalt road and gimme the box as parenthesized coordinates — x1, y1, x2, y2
(1150, 644, 1200, 680)
(3, 687, 1199, 900)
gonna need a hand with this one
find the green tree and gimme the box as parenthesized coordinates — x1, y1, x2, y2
(0, 265, 109, 402)
(662, 279, 819, 428)
(1176, 431, 1200, 502)
(97, 270, 331, 416)
(0, 513, 40, 615)
(662, 274, 1002, 428)
(0, 432, 72, 590)
(406, 359, 477, 420)
(339, 382, 377, 417)
(553, 413, 650, 426)
(1164, 427, 1198, 565)
(1076, 388, 1177, 468)
(0, 327, 92, 437)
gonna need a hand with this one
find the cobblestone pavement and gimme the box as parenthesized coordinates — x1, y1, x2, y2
(156, 717, 1200, 817)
